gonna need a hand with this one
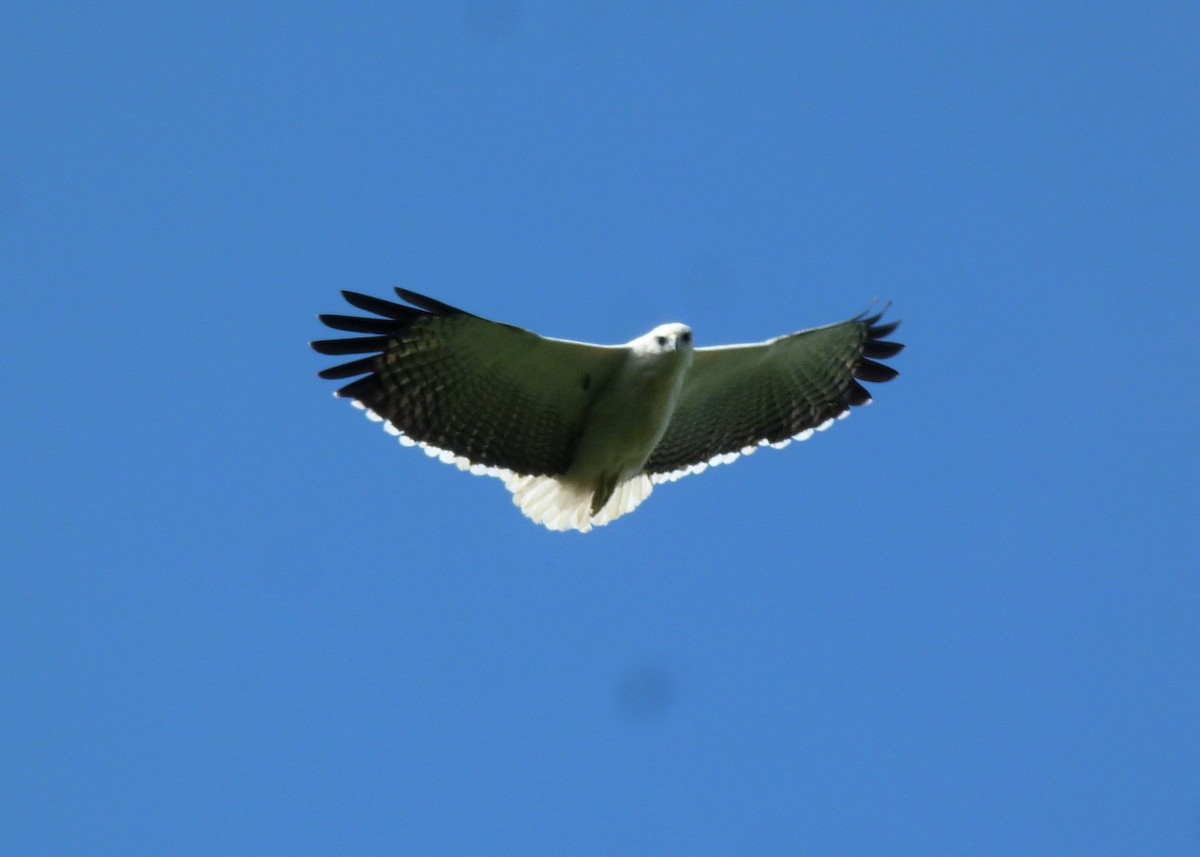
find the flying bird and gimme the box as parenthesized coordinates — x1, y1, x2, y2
(312, 289, 903, 532)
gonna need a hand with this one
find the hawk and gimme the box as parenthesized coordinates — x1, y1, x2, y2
(312, 289, 903, 532)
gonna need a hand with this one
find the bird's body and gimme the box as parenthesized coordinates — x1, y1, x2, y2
(509, 323, 694, 530)
(312, 289, 902, 532)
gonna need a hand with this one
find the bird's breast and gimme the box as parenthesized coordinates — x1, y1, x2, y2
(566, 350, 691, 483)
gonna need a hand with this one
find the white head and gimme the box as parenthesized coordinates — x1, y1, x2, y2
(632, 323, 694, 356)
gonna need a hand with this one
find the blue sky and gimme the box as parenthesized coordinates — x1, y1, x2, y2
(2, 2, 1197, 854)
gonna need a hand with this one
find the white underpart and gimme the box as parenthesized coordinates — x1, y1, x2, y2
(345, 344, 865, 530)
(505, 472, 655, 533)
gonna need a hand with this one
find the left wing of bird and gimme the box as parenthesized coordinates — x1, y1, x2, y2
(312, 288, 629, 478)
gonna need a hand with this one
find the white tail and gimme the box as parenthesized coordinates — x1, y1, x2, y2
(506, 473, 655, 533)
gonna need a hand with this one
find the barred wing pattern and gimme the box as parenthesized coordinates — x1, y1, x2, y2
(646, 311, 903, 481)
(312, 289, 627, 477)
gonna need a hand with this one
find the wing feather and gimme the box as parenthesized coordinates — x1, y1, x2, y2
(312, 290, 627, 476)
(310, 335, 392, 356)
(645, 309, 903, 477)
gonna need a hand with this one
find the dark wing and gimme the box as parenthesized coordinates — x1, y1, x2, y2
(644, 309, 903, 480)
(312, 289, 628, 477)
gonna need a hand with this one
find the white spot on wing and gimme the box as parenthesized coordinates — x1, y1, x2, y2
(350, 400, 516, 484)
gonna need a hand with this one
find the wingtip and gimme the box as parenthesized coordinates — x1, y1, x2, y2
(317, 356, 378, 380)
(869, 320, 901, 340)
(855, 302, 904, 378)
(393, 287, 469, 317)
(854, 357, 900, 383)
(863, 339, 905, 359)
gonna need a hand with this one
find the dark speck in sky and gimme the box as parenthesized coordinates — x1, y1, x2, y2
(616, 665, 676, 723)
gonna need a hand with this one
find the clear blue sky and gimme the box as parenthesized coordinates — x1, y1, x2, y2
(3, 3, 1197, 854)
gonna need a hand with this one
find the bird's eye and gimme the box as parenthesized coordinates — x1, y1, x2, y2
(656, 335, 668, 346)
(680, 331, 691, 343)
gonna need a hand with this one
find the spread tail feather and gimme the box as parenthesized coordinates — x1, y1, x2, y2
(506, 474, 655, 533)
